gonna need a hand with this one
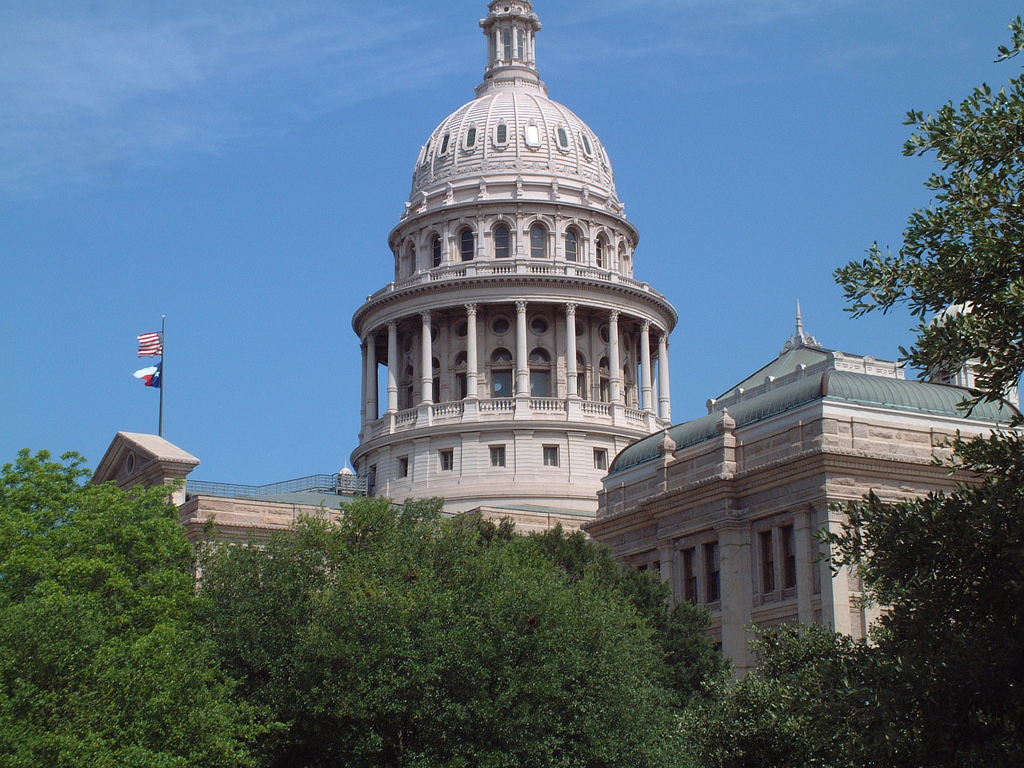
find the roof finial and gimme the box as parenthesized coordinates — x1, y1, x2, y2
(781, 300, 821, 353)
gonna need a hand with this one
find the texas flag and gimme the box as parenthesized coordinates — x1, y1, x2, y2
(134, 362, 162, 388)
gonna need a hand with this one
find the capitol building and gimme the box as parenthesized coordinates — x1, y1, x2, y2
(93, 0, 1019, 667)
(348, 0, 675, 528)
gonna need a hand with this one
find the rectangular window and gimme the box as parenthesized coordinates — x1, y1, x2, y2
(530, 370, 550, 397)
(781, 525, 797, 590)
(704, 541, 720, 603)
(439, 449, 454, 472)
(682, 548, 697, 603)
(593, 448, 608, 471)
(492, 369, 513, 398)
(397, 456, 409, 478)
(490, 445, 506, 468)
(543, 445, 559, 467)
(760, 530, 776, 593)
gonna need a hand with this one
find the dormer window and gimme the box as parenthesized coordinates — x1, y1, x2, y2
(495, 122, 508, 146)
(524, 123, 541, 149)
(465, 124, 477, 150)
(556, 126, 570, 151)
(421, 139, 433, 165)
(439, 132, 450, 155)
(581, 132, 593, 157)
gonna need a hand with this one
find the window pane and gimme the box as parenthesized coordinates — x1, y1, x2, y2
(494, 225, 510, 258)
(543, 446, 559, 466)
(502, 29, 511, 60)
(466, 126, 477, 148)
(432, 236, 442, 267)
(565, 230, 578, 262)
(492, 369, 512, 397)
(497, 123, 507, 143)
(460, 230, 474, 261)
(530, 225, 546, 258)
(530, 370, 549, 397)
(490, 445, 506, 467)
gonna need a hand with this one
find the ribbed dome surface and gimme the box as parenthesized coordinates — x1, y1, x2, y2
(410, 88, 618, 203)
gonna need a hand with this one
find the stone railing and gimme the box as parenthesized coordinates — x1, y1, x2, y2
(363, 397, 660, 441)
(366, 259, 662, 303)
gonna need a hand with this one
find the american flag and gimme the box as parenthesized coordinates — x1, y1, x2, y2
(138, 332, 163, 357)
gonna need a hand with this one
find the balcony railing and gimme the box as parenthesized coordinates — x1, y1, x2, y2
(362, 397, 661, 442)
(366, 259, 662, 303)
(187, 473, 368, 499)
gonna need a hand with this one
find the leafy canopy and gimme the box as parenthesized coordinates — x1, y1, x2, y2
(0, 449, 260, 768)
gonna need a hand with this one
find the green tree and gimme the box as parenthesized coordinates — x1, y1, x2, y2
(522, 524, 727, 707)
(200, 498, 683, 768)
(826, 17, 1024, 767)
(0, 449, 260, 768)
(679, 625, 866, 768)
(836, 17, 1024, 400)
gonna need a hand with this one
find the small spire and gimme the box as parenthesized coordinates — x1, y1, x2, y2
(781, 300, 821, 353)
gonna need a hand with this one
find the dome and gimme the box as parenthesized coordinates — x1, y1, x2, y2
(410, 91, 619, 203)
(403, 0, 623, 219)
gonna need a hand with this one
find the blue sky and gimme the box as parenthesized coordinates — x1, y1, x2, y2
(1, 0, 1020, 484)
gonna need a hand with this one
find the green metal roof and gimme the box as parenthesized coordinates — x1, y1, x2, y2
(610, 370, 1019, 475)
(717, 346, 832, 400)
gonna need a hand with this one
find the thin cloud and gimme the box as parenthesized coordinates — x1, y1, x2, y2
(0, 2, 454, 193)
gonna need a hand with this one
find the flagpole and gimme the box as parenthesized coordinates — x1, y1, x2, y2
(159, 315, 165, 437)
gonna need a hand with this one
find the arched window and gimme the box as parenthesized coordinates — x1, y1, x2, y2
(576, 352, 588, 399)
(402, 365, 415, 410)
(494, 224, 511, 259)
(595, 238, 605, 268)
(530, 224, 547, 258)
(491, 348, 513, 398)
(453, 349, 468, 399)
(431, 235, 442, 268)
(529, 348, 551, 398)
(460, 229, 475, 261)
(599, 356, 611, 403)
(564, 229, 578, 262)
(432, 357, 441, 404)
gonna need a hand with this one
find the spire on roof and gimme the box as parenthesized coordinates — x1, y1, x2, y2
(479, 1, 544, 93)
(781, 300, 822, 353)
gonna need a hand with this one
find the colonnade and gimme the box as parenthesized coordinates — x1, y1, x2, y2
(360, 301, 672, 430)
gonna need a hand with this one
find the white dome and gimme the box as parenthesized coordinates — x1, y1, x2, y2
(404, 0, 621, 217)
(410, 89, 618, 204)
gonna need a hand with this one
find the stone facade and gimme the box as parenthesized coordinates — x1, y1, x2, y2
(587, 324, 1019, 673)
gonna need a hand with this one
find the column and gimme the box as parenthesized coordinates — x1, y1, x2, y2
(565, 303, 578, 397)
(717, 522, 754, 674)
(386, 321, 399, 413)
(794, 508, 814, 625)
(608, 310, 622, 403)
(420, 310, 432, 404)
(515, 300, 529, 396)
(640, 321, 653, 412)
(359, 339, 368, 429)
(364, 332, 378, 423)
(658, 332, 672, 421)
(466, 304, 479, 398)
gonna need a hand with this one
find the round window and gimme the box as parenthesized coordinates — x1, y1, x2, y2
(530, 316, 549, 335)
(125, 452, 136, 476)
(455, 321, 468, 338)
(575, 321, 587, 337)
(599, 324, 610, 344)
(492, 317, 511, 335)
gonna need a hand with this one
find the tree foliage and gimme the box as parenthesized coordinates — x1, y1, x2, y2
(835, 17, 1024, 400)
(0, 450, 260, 768)
(822, 18, 1024, 766)
(199, 499, 698, 768)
